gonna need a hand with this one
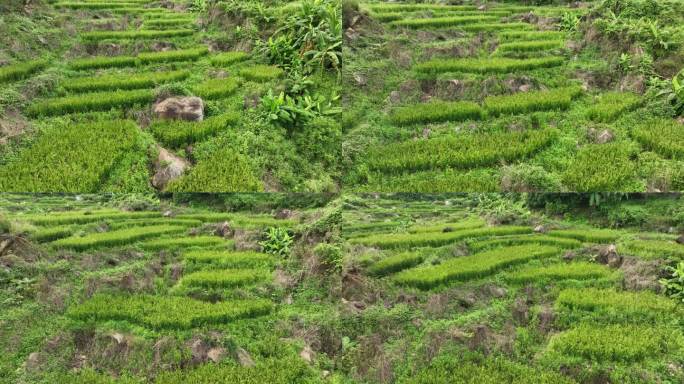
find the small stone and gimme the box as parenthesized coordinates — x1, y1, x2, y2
(236, 347, 255, 367)
(207, 347, 226, 363)
(300, 346, 314, 363)
(153, 96, 204, 121)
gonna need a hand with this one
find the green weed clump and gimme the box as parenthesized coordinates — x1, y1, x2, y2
(499, 31, 567, 41)
(81, 29, 193, 41)
(366, 129, 557, 172)
(389, 15, 501, 28)
(137, 47, 209, 64)
(0, 120, 145, 192)
(618, 238, 684, 260)
(468, 234, 582, 251)
(177, 268, 270, 289)
(586, 92, 641, 122)
(68, 294, 272, 329)
(239, 65, 284, 82)
(394, 245, 559, 289)
(349, 226, 533, 249)
(483, 86, 582, 116)
(562, 142, 637, 191)
(505, 262, 612, 283)
(184, 251, 273, 269)
(414, 56, 564, 74)
(69, 55, 137, 70)
(52, 225, 186, 250)
(149, 113, 240, 148)
(389, 101, 483, 126)
(495, 39, 565, 53)
(367, 252, 424, 276)
(62, 70, 190, 92)
(547, 228, 621, 243)
(167, 149, 263, 192)
(632, 118, 684, 159)
(140, 236, 228, 250)
(210, 51, 250, 66)
(0, 60, 47, 83)
(27, 89, 155, 116)
(193, 78, 240, 99)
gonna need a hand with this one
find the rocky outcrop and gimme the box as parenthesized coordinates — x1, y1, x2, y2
(153, 96, 204, 122)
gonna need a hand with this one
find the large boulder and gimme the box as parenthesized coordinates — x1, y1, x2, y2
(153, 97, 204, 122)
(152, 147, 189, 190)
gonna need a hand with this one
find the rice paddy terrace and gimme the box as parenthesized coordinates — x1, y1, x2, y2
(341, 194, 684, 382)
(0, 0, 339, 193)
(343, 0, 684, 192)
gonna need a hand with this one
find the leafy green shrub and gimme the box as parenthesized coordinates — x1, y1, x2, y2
(483, 86, 582, 116)
(389, 15, 500, 28)
(166, 148, 262, 192)
(367, 252, 424, 276)
(389, 101, 483, 126)
(177, 268, 269, 288)
(586, 92, 641, 122)
(505, 262, 612, 283)
(293, 116, 341, 167)
(394, 245, 559, 289)
(52, 225, 186, 250)
(0, 60, 47, 83)
(239, 65, 284, 82)
(605, 205, 648, 227)
(259, 227, 293, 257)
(140, 236, 228, 250)
(619, 239, 684, 260)
(547, 228, 621, 243)
(314, 243, 343, 272)
(661, 261, 684, 303)
(495, 39, 565, 53)
(27, 89, 155, 116)
(0, 120, 147, 192)
(192, 78, 239, 99)
(210, 51, 250, 66)
(414, 56, 564, 74)
(138, 47, 209, 64)
(149, 113, 240, 148)
(468, 235, 582, 252)
(632, 118, 684, 159)
(68, 294, 272, 329)
(69, 55, 137, 70)
(62, 70, 190, 93)
(366, 129, 557, 172)
(184, 250, 273, 269)
(349, 226, 533, 249)
(562, 143, 637, 191)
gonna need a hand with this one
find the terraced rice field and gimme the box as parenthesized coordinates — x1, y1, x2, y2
(343, 1, 684, 192)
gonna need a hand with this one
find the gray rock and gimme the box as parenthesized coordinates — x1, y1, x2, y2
(153, 96, 204, 122)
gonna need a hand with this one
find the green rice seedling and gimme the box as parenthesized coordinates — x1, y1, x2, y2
(81, 29, 194, 41)
(137, 47, 208, 64)
(495, 39, 565, 54)
(140, 236, 228, 251)
(498, 31, 567, 41)
(468, 234, 582, 251)
(183, 250, 273, 269)
(31, 226, 73, 242)
(586, 92, 641, 122)
(389, 15, 501, 28)
(483, 86, 582, 116)
(632, 118, 684, 159)
(0, 60, 47, 83)
(167, 149, 263, 192)
(68, 294, 272, 329)
(149, 113, 240, 148)
(367, 252, 424, 276)
(414, 56, 564, 75)
(389, 101, 483, 126)
(62, 70, 190, 93)
(27, 89, 155, 116)
(210, 51, 250, 66)
(366, 129, 557, 173)
(547, 228, 621, 243)
(459, 22, 534, 32)
(618, 238, 684, 260)
(505, 262, 612, 283)
(106, 218, 203, 230)
(177, 268, 270, 289)
(348, 226, 533, 249)
(562, 142, 637, 191)
(547, 324, 684, 362)
(69, 55, 137, 70)
(52, 225, 186, 250)
(239, 65, 284, 82)
(394, 245, 559, 289)
(192, 78, 240, 100)
(0, 120, 145, 192)
(408, 217, 486, 233)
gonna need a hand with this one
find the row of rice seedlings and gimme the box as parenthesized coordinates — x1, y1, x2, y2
(51, 225, 186, 250)
(348, 225, 533, 249)
(367, 252, 424, 276)
(140, 235, 229, 251)
(632, 118, 684, 159)
(388, 15, 501, 28)
(393, 245, 559, 289)
(210, 51, 250, 66)
(483, 86, 582, 116)
(498, 30, 566, 41)
(31, 225, 74, 242)
(585, 91, 641, 122)
(389, 100, 483, 126)
(81, 29, 194, 41)
(20, 209, 160, 225)
(459, 22, 533, 32)
(467, 234, 582, 252)
(27, 89, 155, 116)
(415, 56, 564, 74)
(358, 168, 500, 192)
(561, 142, 637, 191)
(193, 78, 239, 100)
(239, 65, 284, 82)
(365, 4, 478, 12)
(110, 7, 172, 14)
(373, 10, 514, 22)
(62, 69, 190, 93)
(0, 120, 145, 192)
(0, 60, 47, 83)
(106, 218, 202, 230)
(495, 39, 565, 54)
(547, 228, 622, 243)
(343, 221, 403, 237)
(166, 149, 263, 192)
(142, 18, 196, 29)
(504, 261, 612, 283)
(618, 238, 684, 260)
(69, 47, 208, 70)
(149, 113, 240, 148)
(407, 217, 485, 233)
(183, 250, 273, 269)
(54, 2, 143, 9)
(547, 324, 684, 362)
(67, 294, 273, 329)
(366, 128, 557, 173)
(177, 268, 270, 289)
